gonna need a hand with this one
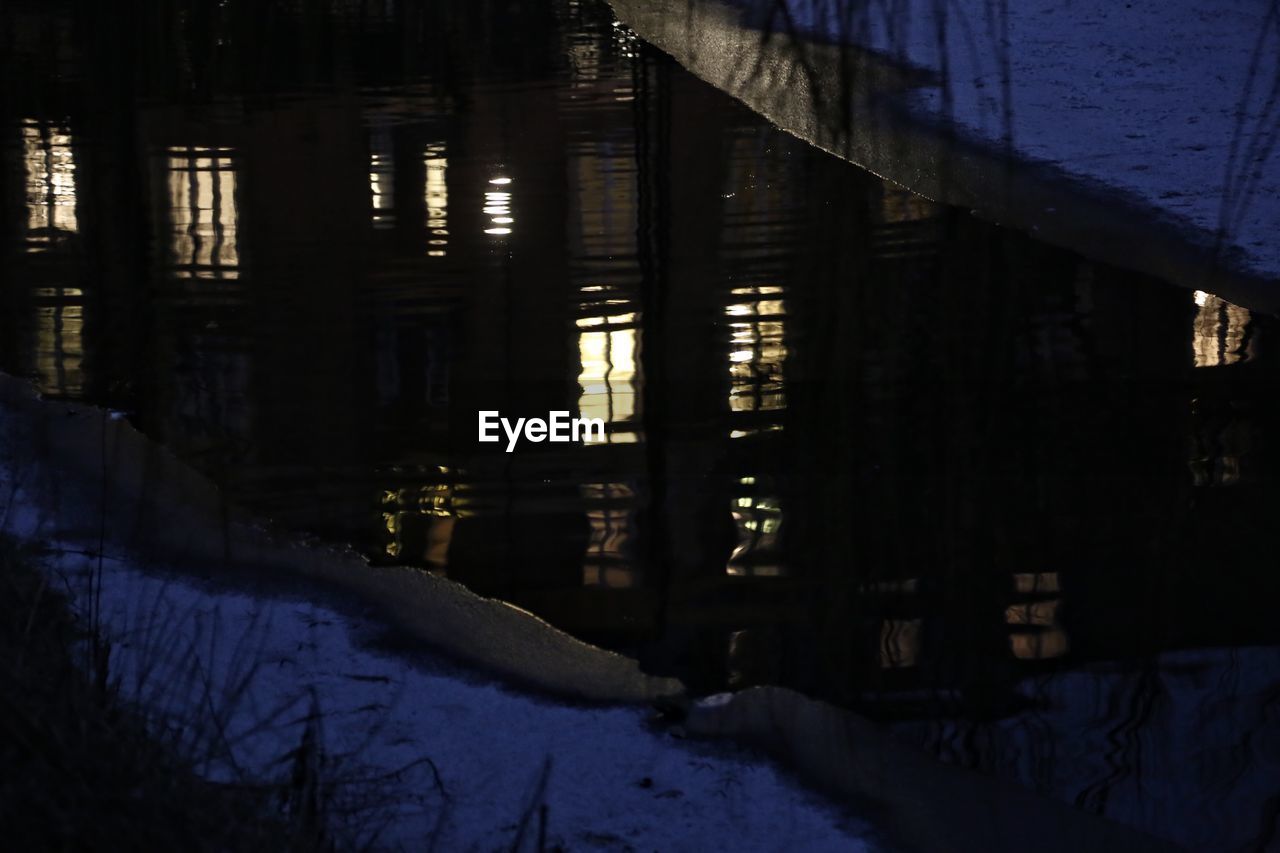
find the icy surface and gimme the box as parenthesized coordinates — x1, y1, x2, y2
(751, 0, 1280, 277)
(38, 549, 878, 851)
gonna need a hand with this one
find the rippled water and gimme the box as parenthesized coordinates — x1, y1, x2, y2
(2, 1, 1278, 848)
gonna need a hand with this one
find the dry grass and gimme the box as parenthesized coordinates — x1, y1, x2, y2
(0, 537, 331, 852)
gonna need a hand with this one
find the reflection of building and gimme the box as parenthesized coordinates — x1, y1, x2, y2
(481, 173, 511, 237)
(425, 144, 448, 254)
(165, 146, 239, 280)
(369, 126, 395, 229)
(149, 136, 252, 455)
(727, 475, 783, 576)
(581, 481, 638, 586)
(34, 287, 84, 397)
(7, 0, 1280, 747)
(568, 142, 642, 444)
(18, 118, 84, 397)
(22, 119, 78, 252)
(1192, 289, 1252, 367)
(1007, 572, 1068, 660)
(381, 474, 456, 570)
(726, 284, 786, 418)
(577, 303, 639, 442)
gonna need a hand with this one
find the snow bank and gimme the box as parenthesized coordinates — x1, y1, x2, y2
(0, 375, 680, 704)
(34, 549, 875, 850)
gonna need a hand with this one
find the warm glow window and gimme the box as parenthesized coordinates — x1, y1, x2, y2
(166, 147, 239, 279)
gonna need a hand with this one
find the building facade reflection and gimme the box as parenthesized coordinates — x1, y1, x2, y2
(1192, 289, 1252, 367)
(22, 119, 78, 252)
(165, 146, 239, 280)
(2, 10, 1278, 845)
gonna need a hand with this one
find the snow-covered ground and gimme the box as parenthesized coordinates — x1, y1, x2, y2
(33, 548, 878, 851)
(746, 0, 1280, 278)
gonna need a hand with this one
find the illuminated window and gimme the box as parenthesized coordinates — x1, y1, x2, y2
(727, 285, 786, 414)
(369, 129, 394, 229)
(1007, 594, 1069, 659)
(381, 474, 456, 570)
(482, 173, 512, 237)
(568, 149, 640, 441)
(22, 119, 77, 252)
(577, 300, 639, 444)
(425, 144, 447, 255)
(581, 482, 638, 587)
(166, 147, 239, 279)
(727, 476, 784, 576)
(1192, 290, 1252, 366)
(34, 289, 84, 397)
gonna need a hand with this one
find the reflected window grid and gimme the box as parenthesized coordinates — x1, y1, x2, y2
(1192, 290, 1252, 367)
(577, 303, 639, 444)
(425, 144, 448, 255)
(483, 174, 513, 236)
(381, 479, 456, 570)
(166, 146, 239, 279)
(1007, 587, 1069, 659)
(22, 119, 78, 251)
(581, 482, 638, 587)
(35, 291, 84, 397)
(727, 285, 786, 415)
(727, 476, 784, 577)
(370, 142, 394, 229)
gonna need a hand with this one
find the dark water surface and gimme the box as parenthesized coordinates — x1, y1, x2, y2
(2, 1, 1278, 848)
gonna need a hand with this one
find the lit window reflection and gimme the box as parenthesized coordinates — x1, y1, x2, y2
(483, 174, 513, 236)
(35, 290, 84, 397)
(22, 119, 78, 251)
(727, 285, 786, 414)
(1007, 592, 1069, 660)
(369, 129, 394, 229)
(381, 472, 456, 571)
(166, 147, 239, 279)
(1192, 290, 1252, 367)
(577, 299, 638, 444)
(425, 144, 447, 256)
(727, 476, 783, 576)
(581, 482, 638, 587)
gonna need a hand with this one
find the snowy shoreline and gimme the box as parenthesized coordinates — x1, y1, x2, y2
(607, 0, 1280, 310)
(31, 548, 876, 850)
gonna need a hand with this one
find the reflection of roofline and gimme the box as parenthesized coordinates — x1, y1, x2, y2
(609, 0, 1280, 313)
